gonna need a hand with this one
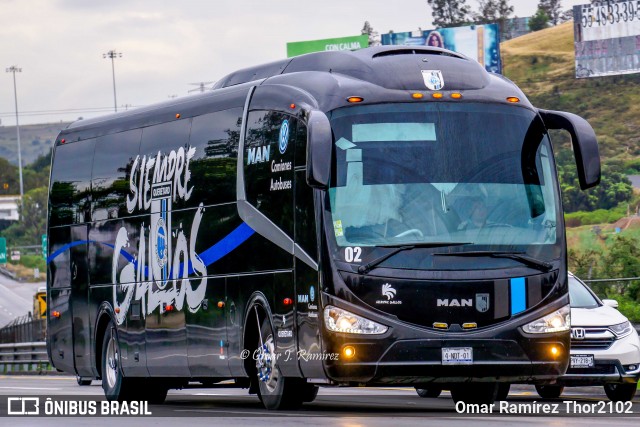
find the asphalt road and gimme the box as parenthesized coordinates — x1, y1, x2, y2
(0, 375, 638, 426)
(0, 275, 43, 327)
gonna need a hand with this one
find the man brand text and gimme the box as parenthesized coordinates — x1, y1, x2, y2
(437, 298, 472, 307)
(247, 145, 270, 165)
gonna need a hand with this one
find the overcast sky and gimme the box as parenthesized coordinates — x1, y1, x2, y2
(1, 0, 587, 126)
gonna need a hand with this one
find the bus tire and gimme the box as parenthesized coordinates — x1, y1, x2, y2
(76, 376, 92, 386)
(450, 383, 498, 404)
(415, 387, 442, 398)
(535, 384, 564, 399)
(101, 321, 136, 402)
(255, 318, 304, 410)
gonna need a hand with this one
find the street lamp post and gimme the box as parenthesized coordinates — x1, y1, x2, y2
(6, 65, 24, 214)
(103, 50, 122, 112)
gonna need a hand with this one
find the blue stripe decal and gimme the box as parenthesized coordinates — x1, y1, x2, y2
(46, 223, 255, 277)
(510, 277, 526, 315)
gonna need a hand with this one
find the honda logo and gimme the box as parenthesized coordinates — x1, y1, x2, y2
(571, 327, 586, 340)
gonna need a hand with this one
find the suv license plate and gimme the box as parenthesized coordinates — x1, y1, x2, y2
(570, 354, 594, 368)
(442, 347, 473, 365)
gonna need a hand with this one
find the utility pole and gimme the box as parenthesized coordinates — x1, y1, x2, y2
(6, 65, 24, 214)
(103, 50, 123, 112)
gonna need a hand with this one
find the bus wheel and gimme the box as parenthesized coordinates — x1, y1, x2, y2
(76, 376, 92, 386)
(415, 387, 442, 398)
(255, 318, 304, 410)
(496, 383, 510, 401)
(101, 321, 136, 401)
(535, 384, 563, 399)
(450, 383, 498, 404)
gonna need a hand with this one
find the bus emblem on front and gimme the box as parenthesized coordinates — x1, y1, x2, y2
(476, 293, 490, 313)
(422, 70, 444, 90)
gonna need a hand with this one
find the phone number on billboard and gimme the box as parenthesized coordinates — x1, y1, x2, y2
(581, 1, 640, 27)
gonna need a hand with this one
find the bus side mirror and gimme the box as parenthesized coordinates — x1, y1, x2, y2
(306, 110, 332, 189)
(538, 109, 601, 190)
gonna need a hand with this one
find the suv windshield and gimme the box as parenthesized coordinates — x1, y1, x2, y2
(569, 276, 600, 308)
(327, 103, 562, 266)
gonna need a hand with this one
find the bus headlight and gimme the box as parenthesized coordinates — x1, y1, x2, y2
(324, 306, 388, 335)
(522, 305, 570, 334)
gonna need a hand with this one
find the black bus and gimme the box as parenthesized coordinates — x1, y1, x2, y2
(46, 46, 600, 408)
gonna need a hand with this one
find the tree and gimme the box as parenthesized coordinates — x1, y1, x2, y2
(2, 187, 48, 246)
(473, 0, 514, 40)
(427, 0, 471, 28)
(361, 21, 380, 47)
(529, 8, 550, 31)
(538, 0, 563, 25)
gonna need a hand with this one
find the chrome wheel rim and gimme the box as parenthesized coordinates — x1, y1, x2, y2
(256, 335, 279, 393)
(105, 336, 118, 389)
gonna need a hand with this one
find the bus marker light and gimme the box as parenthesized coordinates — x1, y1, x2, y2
(432, 93, 443, 99)
(343, 346, 356, 359)
(411, 93, 424, 99)
(462, 322, 477, 329)
(451, 93, 462, 99)
(433, 322, 448, 329)
(60, 139, 66, 144)
(506, 97, 520, 103)
(114, 307, 120, 314)
(52, 311, 61, 318)
(347, 96, 364, 103)
(289, 103, 296, 109)
(217, 301, 225, 308)
(165, 304, 175, 312)
(175, 113, 181, 119)
(283, 298, 293, 306)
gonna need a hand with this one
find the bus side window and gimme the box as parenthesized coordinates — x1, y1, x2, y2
(91, 129, 142, 221)
(50, 139, 96, 226)
(188, 108, 243, 207)
(244, 110, 295, 238)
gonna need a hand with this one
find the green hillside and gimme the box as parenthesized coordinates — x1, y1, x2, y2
(502, 22, 640, 162)
(0, 122, 70, 166)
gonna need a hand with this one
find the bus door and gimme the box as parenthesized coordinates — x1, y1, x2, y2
(47, 226, 75, 374)
(70, 224, 92, 377)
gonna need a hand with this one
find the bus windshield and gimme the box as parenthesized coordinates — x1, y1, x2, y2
(327, 102, 561, 260)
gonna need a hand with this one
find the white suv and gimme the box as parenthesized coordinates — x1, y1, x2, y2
(535, 273, 640, 401)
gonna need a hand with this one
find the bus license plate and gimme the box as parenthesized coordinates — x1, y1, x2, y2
(570, 354, 594, 368)
(442, 347, 473, 365)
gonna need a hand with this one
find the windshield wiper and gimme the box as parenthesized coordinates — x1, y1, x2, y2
(433, 251, 553, 272)
(357, 242, 473, 275)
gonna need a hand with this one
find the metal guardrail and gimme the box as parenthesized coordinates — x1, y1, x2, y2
(0, 341, 51, 373)
(0, 316, 45, 344)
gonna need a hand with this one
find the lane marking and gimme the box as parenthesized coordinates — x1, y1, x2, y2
(0, 386, 62, 390)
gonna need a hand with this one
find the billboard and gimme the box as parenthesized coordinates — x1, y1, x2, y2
(381, 23, 502, 74)
(287, 35, 369, 58)
(573, 1, 640, 78)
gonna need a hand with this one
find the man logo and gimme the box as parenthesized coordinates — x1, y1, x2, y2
(309, 285, 315, 302)
(571, 328, 586, 340)
(382, 283, 396, 300)
(476, 293, 490, 313)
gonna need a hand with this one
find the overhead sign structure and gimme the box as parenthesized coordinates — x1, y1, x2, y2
(286, 34, 369, 58)
(573, 1, 640, 78)
(0, 237, 6, 264)
(381, 23, 502, 74)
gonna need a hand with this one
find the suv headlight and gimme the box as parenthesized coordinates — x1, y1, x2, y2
(610, 321, 633, 339)
(324, 305, 388, 335)
(522, 305, 571, 334)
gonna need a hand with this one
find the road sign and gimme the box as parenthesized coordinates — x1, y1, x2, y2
(0, 237, 6, 264)
(42, 234, 47, 260)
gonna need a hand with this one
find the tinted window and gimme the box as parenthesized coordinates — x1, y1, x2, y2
(135, 120, 192, 215)
(50, 139, 96, 226)
(293, 122, 317, 260)
(244, 111, 295, 237)
(187, 108, 242, 207)
(91, 129, 142, 221)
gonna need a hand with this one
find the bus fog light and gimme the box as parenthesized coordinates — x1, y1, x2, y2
(522, 305, 570, 334)
(343, 346, 356, 359)
(550, 346, 560, 358)
(324, 306, 388, 335)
